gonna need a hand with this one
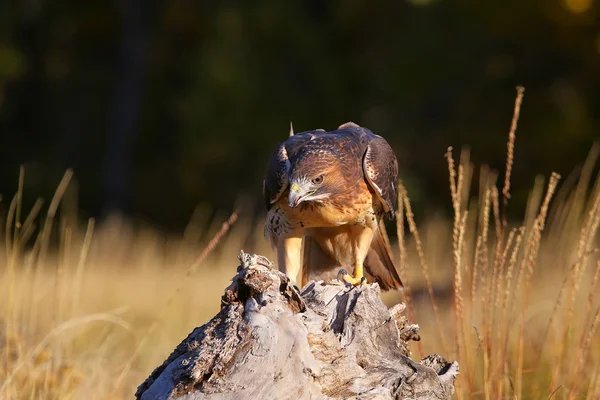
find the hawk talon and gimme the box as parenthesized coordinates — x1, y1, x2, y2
(337, 269, 349, 282)
(338, 270, 366, 287)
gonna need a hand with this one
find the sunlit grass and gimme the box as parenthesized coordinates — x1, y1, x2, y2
(0, 198, 254, 399)
(1, 93, 600, 399)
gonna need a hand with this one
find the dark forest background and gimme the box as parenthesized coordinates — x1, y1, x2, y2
(1, 0, 599, 231)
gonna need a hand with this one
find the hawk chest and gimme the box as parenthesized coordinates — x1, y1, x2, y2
(265, 186, 376, 243)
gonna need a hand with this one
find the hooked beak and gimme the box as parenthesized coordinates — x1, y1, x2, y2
(289, 183, 307, 208)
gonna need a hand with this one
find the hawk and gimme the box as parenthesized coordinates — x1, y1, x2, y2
(263, 122, 403, 290)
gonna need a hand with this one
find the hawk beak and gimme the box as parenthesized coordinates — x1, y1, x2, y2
(289, 183, 304, 208)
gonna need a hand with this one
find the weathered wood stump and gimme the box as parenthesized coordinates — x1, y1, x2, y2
(136, 251, 459, 400)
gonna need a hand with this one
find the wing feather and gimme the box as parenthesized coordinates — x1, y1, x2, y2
(364, 220, 403, 290)
(362, 136, 399, 217)
(263, 143, 290, 209)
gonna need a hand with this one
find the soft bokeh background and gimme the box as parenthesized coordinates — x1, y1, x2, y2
(1, 1, 600, 399)
(1, 0, 599, 227)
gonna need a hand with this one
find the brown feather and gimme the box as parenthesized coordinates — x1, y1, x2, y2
(301, 223, 403, 290)
(364, 222, 403, 290)
(301, 236, 342, 287)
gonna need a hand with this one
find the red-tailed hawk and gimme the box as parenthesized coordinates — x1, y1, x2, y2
(263, 122, 402, 290)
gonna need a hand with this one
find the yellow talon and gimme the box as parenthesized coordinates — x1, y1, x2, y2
(338, 260, 367, 286)
(342, 274, 364, 286)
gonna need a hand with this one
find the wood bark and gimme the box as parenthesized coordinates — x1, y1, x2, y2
(136, 251, 459, 400)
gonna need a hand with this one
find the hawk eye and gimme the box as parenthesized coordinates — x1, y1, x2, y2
(311, 175, 324, 185)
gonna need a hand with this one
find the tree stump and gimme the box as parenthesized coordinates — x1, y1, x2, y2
(136, 251, 459, 400)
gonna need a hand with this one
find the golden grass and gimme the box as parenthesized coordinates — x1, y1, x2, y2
(2, 88, 600, 399)
(0, 200, 253, 399)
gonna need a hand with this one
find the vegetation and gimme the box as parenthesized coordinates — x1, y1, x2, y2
(2, 1, 600, 229)
(1, 90, 600, 399)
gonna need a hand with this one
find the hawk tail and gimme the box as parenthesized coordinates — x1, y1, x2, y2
(300, 224, 403, 291)
(301, 236, 341, 287)
(365, 223, 403, 291)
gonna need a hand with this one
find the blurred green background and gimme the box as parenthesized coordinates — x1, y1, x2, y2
(1, 0, 599, 230)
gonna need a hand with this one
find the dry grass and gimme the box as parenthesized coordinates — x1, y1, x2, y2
(0, 197, 253, 399)
(2, 90, 600, 399)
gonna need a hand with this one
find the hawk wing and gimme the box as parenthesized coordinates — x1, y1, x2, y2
(334, 122, 398, 216)
(362, 134, 399, 217)
(360, 132, 402, 288)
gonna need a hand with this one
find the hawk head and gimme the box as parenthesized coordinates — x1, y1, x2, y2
(287, 149, 339, 208)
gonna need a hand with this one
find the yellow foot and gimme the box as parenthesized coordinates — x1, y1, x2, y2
(337, 269, 367, 287)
